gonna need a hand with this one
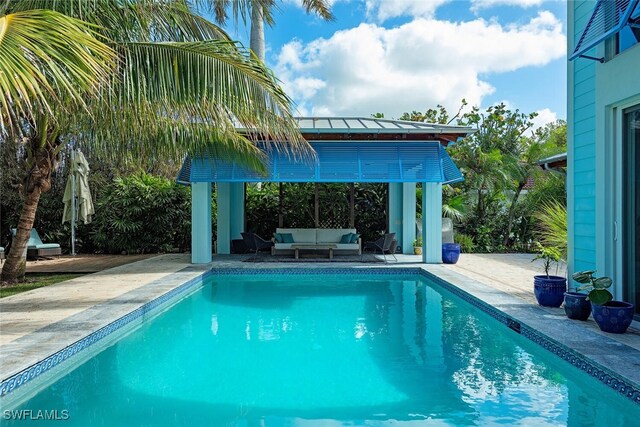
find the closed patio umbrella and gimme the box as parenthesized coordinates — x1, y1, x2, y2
(62, 150, 94, 255)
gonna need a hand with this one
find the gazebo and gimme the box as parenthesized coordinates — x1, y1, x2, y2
(177, 117, 475, 264)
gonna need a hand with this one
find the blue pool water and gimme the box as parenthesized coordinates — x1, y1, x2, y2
(3, 273, 640, 426)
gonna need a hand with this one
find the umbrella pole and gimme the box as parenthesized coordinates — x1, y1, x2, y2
(71, 149, 76, 256)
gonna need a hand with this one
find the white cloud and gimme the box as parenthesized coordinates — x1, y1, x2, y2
(470, 0, 544, 13)
(275, 11, 566, 118)
(530, 108, 558, 132)
(365, 0, 451, 22)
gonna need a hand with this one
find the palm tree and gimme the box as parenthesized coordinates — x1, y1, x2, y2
(211, 0, 334, 61)
(0, 0, 310, 282)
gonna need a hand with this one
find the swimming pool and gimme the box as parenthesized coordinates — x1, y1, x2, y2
(2, 270, 640, 425)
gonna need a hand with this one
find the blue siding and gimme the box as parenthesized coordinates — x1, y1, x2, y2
(571, 0, 598, 271)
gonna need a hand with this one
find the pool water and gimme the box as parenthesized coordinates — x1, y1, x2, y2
(3, 274, 640, 426)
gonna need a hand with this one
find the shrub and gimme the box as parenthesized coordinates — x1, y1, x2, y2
(91, 174, 191, 254)
(455, 233, 475, 253)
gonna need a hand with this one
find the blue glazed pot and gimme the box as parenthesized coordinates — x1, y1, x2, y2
(591, 301, 635, 334)
(533, 275, 567, 307)
(442, 243, 460, 264)
(563, 292, 591, 320)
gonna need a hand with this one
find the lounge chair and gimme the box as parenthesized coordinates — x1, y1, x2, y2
(11, 228, 62, 260)
(241, 232, 274, 255)
(363, 232, 397, 262)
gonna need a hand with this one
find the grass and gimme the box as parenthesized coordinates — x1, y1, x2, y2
(0, 273, 85, 298)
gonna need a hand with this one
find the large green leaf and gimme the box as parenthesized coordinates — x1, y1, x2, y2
(588, 289, 613, 306)
(0, 9, 115, 134)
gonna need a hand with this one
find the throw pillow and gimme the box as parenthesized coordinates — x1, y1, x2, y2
(350, 233, 360, 243)
(340, 233, 352, 244)
(273, 233, 283, 243)
(281, 233, 295, 243)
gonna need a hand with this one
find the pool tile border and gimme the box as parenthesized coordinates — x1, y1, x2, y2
(2, 265, 639, 406)
(421, 269, 640, 404)
(0, 270, 212, 398)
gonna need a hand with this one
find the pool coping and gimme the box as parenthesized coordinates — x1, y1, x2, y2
(1, 263, 639, 406)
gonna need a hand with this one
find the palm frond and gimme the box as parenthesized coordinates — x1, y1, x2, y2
(534, 201, 567, 261)
(0, 9, 115, 134)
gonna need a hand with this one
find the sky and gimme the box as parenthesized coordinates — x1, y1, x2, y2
(217, 0, 568, 129)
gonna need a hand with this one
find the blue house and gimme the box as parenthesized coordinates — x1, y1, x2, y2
(568, 0, 640, 316)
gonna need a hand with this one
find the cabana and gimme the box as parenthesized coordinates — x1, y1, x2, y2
(177, 117, 475, 264)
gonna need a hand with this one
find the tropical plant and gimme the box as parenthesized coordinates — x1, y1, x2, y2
(454, 233, 475, 253)
(0, 0, 309, 282)
(532, 244, 562, 278)
(572, 270, 613, 305)
(534, 201, 567, 263)
(91, 174, 191, 254)
(413, 235, 423, 248)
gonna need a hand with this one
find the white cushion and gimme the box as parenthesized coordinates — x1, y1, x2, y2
(317, 228, 356, 243)
(276, 228, 317, 244)
(274, 243, 294, 250)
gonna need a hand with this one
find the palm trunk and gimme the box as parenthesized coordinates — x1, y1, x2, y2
(250, 3, 265, 61)
(502, 182, 525, 247)
(1, 131, 59, 282)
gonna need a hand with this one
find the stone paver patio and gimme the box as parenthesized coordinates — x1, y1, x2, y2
(1, 252, 639, 401)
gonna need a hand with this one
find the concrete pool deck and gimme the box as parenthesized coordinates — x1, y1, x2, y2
(1, 253, 639, 400)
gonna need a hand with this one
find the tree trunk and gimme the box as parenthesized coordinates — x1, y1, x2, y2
(1, 132, 59, 282)
(250, 3, 265, 61)
(503, 182, 525, 247)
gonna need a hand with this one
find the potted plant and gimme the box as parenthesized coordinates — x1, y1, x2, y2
(413, 236, 422, 255)
(572, 270, 635, 334)
(532, 245, 566, 307)
(563, 287, 592, 321)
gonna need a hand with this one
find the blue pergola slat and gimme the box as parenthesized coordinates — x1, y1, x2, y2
(570, 0, 640, 61)
(178, 142, 463, 184)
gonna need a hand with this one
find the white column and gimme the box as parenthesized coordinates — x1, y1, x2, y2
(388, 183, 403, 250)
(216, 183, 231, 254)
(422, 182, 442, 263)
(191, 182, 212, 264)
(402, 183, 416, 254)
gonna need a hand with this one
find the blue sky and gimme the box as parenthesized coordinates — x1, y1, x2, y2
(217, 0, 568, 128)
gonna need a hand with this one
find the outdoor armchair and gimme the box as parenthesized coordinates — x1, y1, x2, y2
(241, 232, 274, 255)
(363, 232, 397, 262)
(10, 228, 61, 260)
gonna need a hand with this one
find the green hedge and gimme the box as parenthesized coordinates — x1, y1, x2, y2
(91, 174, 191, 254)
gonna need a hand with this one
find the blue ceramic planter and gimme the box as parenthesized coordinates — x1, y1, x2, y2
(533, 275, 567, 307)
(591, 301, 635, 334)
(442, 243, 460, 264)
(563, 292, 591, 320)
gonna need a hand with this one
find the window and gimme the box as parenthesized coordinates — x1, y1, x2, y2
(623, 105, 640, 317)
(617, 2, 640, 54)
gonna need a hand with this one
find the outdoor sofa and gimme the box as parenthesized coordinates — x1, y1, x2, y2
(272, 228, 361, 256)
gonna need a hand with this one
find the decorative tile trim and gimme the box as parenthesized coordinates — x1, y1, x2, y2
(209, 267, 422, 276)
(418, 269, 640, 404)
(0, 272, 209, 398)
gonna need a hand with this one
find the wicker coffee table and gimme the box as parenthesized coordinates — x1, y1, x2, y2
(290, 244, 337, 259)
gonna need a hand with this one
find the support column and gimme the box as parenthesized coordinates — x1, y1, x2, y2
(422, 182, 442, 263)
(402, 182, 416, 254)
(216, 183, 231, 254)
(388, 183, 403, 250)
(191, 182, 212, 264)
(229, 182, 244, 240)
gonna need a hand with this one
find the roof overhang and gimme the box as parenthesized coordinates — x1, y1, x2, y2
(176, 117, 475, 186)
(178, 141, 464, 185)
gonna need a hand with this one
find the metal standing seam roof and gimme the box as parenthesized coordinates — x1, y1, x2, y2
(176, 117, 475, 185)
